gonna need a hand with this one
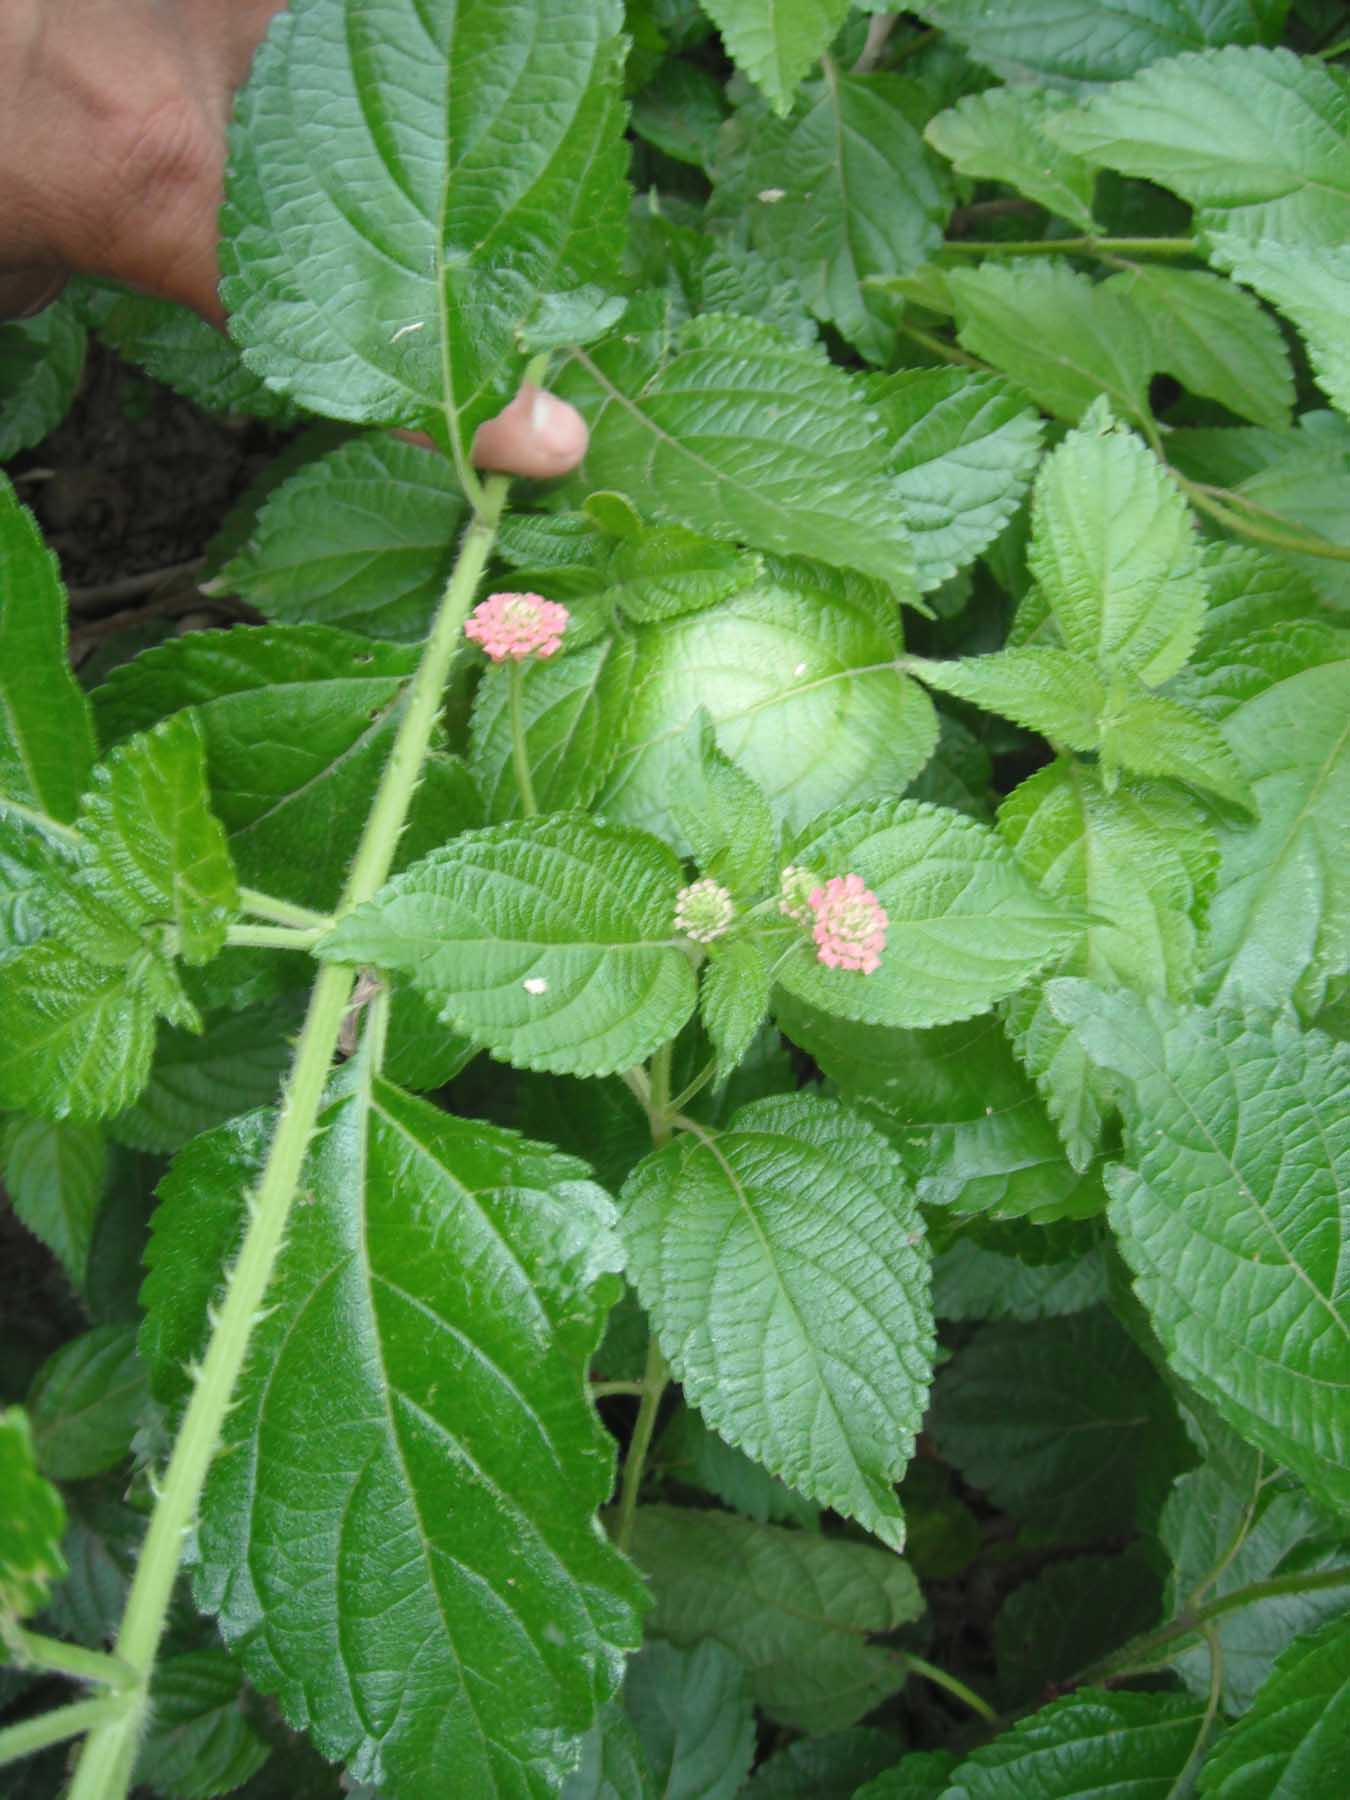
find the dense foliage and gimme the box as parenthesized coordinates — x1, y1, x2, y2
(2, 2, 1348, 1796)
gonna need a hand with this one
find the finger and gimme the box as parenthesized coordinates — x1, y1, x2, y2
(471, 383, 588, 478)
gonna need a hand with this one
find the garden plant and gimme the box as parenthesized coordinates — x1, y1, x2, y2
(1, 1, 1348, 1796)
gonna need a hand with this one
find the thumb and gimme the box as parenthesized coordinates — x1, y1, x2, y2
(471, 383, 588, 478)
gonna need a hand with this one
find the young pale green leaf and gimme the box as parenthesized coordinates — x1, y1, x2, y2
(208, 432, 467, 640)
(382, 977, 477, 1094)
(0, 474, 97, 823)
(1103, 265, 1294, 431)
(776, 997, 1103, 1224)
(776, 797, 1080, 1031)
(0, 301, 86, 460)
(700, 0, 849, 115)
(932, 1218, 1109, 1324)
(870, 370, 1044, 592)
(621, 1094, 934, 1549)
(1, 1116, 106, 1287)
(0, 944, 160, 1123)
(916, 1, 1279, 84)
(605, 526, 762, 625)
(925, 88, 1098, 230)
(941, 1688, 1205, 1800)
(947, 260, 1153, 427)
(994, 1547, 1162, 1709)
(320, 814, 697, 1077)
(622, 1641, 755, 1800)
(999, 762, 1217, 1169)
(174, 1075, 644, 1795)
(1198, 1616, 1350, 1798)
(562, 316, 919, 595)
(468, 633, 636, 822)
(1186, 623, 1350, 1014)
(1048, 985, 1350, 1513)
(909, 649, 1106, 750)
(1028, 408, 1208, 683)
(627, 1505, 922, 1734)
(1160, 1465, 1349, 1710)
(1209, 234, 1350, 420)
(741, 72, 951, 362)
(1099, 686, 1256, 810)
(76, 714, 239, 965)
(560, 1705, 655, 1800)
(27, 1324, 148, 1481)
(1047, 46, 1350, 245)
(669, 711, 777, 897)
(222, 0, 630, 450)
(134, 1650, 272, 1800)
(94, 624, 481, 911)
(744, 1729, 902, 1799)
(856, 1750, 959, 1800)
(700, 941, 772, 1081)
(930, 1307, 1192, 1540)
(596, 560, 935, 849)
(0, 1407, 67, 1622)
(653, 1405, 819, 1529)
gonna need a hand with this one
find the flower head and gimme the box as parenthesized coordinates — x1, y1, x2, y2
(674, 878, 735, 944)
(465, 591, 568, 662)
(808, 873, 887, 975)
(777, 864, 819, 928)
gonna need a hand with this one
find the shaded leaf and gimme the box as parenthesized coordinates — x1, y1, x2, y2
(0, 1407, 67, 1622)
(27, 1324, 147, 1481)
(940, 1688, 1204, 1799)
(653, 1405, 819, 1529)
(0, 300, 86, 460)
(700, 941, 772, 1082)
(926, 88, 1097, 229)
(623, 1641, 755, 1800)
(135, 1650, 271, 1800)
(743, 1728, 902, 1798)
(1, 1116, 106, 1287)
(1198, 1616, 1350, 1798)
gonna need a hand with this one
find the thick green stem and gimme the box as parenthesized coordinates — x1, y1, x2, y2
(940, 235, 1198, 260)
(0, 1694, 133, 1773)
(237, 886, 333, 931)
(2, 1625, 133, 1690)
(508, 658, 539, 817)
(67, 459, 517, 1800)
(224, 923, 326, 952)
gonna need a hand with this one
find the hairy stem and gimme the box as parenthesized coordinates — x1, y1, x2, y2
(0, 1694, 133, 1773)
(1181, 480, 1350, 562)
(508, 658, 539, 817)
(224, 922, 327, 952)
(66, 446, 521, 1800)
(2, 1625, 133, 1690)
(237, 886, 334, 931)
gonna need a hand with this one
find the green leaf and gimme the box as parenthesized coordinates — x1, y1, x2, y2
(1099, 686, 1256, 810)
(940, 1689, 1205, 1800)
(621, 1094, 933, 1549)
(925, 88, 1098, 230)
(468, 632, 637, 822)
(932, 1218, 1109, 1323)
(1198, 1616, 1350, 1798)
(1160, 1464, 1349, 1710)
(776, 796, 1080, 1031)
(560, 1705, 655, 1800)
(382, 977, 477, 1094)
(0, 473, 97, 822)
(1184, 623, 1350, 1013)
(994, 1547, 1163, 1708)
(1103, 265, 1294, 431)
(627, 1505, 923, 1733)
(0, 300, 86, 460)
(947, 261, 1153, 427)
(1, 1116, 106, 1287)
(0, 943, 159, 1123)
(669, 712, 777, 897)
(744, 1729, 902, 1799)
(76, 714, 239, 964)
(653, 1405, 819, 1529)
(322, 814, 697, 1077)
(700, 0, 849, 114)
(906, 713, 993, 820)
(165, 1075, 644, 1794)
(605, 527, 763, 625)
(1210, 233, 1350, 421)
(207, 433, 467, 640)
(1047, 46, 1349, 245)
(930, 1307, 1193, 1540)
(562, 316, 920, 594)
(917, 1, 1281, 84)
(622, 1641, 755, 1800)
(999, 761, 1217, 1168)
(700, 942, 772, 1081)
(597, 559, 935, 848)
(631, 58, 727, 169)
(855, 1750, 959, 1800)
(94, 624, 480, 911)
(776, 997, 1102, 1223)
(1192, 545, 1322, 654)
(909, 649, 1106, 750)
(741, 72, 951, 361)
(1028, 407, 1208, 683)
(27, 1324, 147, 1481)
(135, 1650, 272, 1800)
(0, 1407, 67, 1622)
(871, 371, 1044, 592)
(222, 0, 631, 452)
(1047, 986, 1350, 1513)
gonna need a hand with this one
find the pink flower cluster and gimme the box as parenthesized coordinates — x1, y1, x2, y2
(464, 591, 568, 662)
(808, 873, 888, 975)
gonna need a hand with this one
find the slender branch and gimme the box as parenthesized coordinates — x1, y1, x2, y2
(508, 659, 539, 817)
(2, 1625, 134, 1690)
(67, 558, 204, 612)
(896, 323, 986, 370)
(1164, 1626, 1224, 1800)
(0, 1694, 133, 1772)
(615, 1335, 669, 1554)
(224, 923, 326, 952)
(894, 1652, 998, 1724)
(238, 887, 334, 931)
(667, 1054, 719, 1118)
(939, 235, 1198, 260)
(647, 1041, 674, 1149)
(852, 12, 897, 73)
(590, 1380, 646, 1398)
(1181, 481, 1350, 562)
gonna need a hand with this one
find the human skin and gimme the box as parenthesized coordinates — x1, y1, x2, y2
(0, 0, 589, 477)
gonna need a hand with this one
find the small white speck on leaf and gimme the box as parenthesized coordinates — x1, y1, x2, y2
(523, 977, 549, 995)
(757, 187, 786, 203)
(793, 661, 808, 677)
(390, 320, 425, 343)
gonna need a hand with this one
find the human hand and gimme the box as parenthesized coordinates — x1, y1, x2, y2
(0, 0, 588, 478)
